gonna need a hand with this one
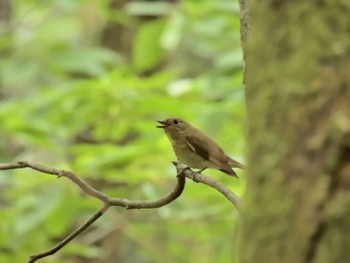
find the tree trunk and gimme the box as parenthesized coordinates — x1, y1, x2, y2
(239, 2, 350, 263)
(0, 0, 12, 95)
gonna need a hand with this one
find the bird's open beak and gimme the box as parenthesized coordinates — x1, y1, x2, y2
(156, 120, 166, 128)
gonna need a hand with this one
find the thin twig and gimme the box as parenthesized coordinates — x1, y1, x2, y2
(28, 204, 111, 263)
(173, 162, 242, 211)
(0, 161, 186, 209)
(0, 161, 186, 262)
(0, 161, 241, 262)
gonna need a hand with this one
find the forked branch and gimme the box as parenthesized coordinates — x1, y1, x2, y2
(0, 161, 241, 262)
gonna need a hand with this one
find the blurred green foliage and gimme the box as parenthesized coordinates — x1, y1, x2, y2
(0, 0, 244, 262)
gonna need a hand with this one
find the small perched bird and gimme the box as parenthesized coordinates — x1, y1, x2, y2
(157, 118, 244, 177)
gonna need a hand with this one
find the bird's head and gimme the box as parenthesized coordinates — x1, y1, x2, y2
(157, 118, 190, 139)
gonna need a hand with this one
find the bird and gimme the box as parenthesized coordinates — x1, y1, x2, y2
(157, 118, 244, 177)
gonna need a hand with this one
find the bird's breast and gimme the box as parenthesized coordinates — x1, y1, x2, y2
(171, 141, 213, 169)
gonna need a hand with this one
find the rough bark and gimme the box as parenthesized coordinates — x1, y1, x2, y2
(238, 0, 249, 84)
(0, 0, 12, 95)
(239, 2, 350, 263)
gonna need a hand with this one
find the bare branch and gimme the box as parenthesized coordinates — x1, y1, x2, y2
(0, 161, 241, 262)
(173, 162, 242, 211)
(0, 161, 186, 262)
(0, 161, 186, 209)
(29, 204, 111, 263)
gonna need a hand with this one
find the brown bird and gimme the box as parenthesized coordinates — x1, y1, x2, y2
(157, 118, 244, 177)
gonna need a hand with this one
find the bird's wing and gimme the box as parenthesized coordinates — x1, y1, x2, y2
(185, 133, 237, 177)
(184, 135, 209, 160)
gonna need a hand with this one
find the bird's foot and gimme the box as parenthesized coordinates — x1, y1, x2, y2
(192, 168, 206, 183)
(192, 172, 200, 183)
(175, 164, 191, 178)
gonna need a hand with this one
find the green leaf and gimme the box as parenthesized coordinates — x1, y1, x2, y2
(124, 1, 172, 16)
(132, 19, 166, 71)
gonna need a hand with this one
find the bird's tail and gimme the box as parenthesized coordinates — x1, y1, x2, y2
(228, 157, 245, 169)
(220, 168, 238, 178)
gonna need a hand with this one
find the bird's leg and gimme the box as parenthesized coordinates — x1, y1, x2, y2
(173, 161, 193, 178)
(192, 167, 207, 183)
(197, 167, 207, 173)
(176, 166, 191, 177)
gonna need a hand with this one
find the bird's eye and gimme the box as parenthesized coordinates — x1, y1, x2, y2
(173, 119, 179, 124)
